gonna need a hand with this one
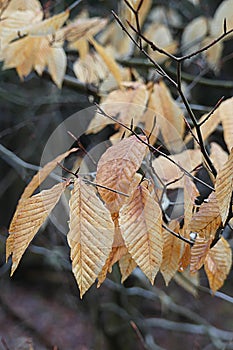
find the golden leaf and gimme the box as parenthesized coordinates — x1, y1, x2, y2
(87, 82, 148, 134)
(179, 243, 191, 272)
(119, 185, 163, 284)
(215, 149, 233, 225)
(67, 178, 115, 298)
(188, 192, 222, 240)
(210, 142, 228, 173)
(96, 135, 147, 212)
(204, 237, 232, 292)
(6, 182, 67, 275)
(89, 38, 122, 87)
(219, 97, 233, 151)
(160, 221, 184, 285)
(181, 16, 208, 55)
(119, 252, 137, 283)
(145, 81, 184, 152)
(190, 235, 213, 273)
(152, 149, 202, 189)
(21, 148, 77, 200)
(183, 176, 199, 235)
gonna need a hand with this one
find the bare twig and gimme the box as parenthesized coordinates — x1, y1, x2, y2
(199, 96, 225, 127)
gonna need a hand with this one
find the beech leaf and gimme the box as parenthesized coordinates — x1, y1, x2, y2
(6, 182, 68, 275)
(67, 178, 115, 298)
(119, 185, 163, 284)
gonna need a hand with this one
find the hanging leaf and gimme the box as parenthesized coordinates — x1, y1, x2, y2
(89, 38, 122, 86)
(204, 237, 232, 292)
(189, 192, 222, 239)
(21, 148, 77, 200)
(183, 176, 199, 235)
(96, 135, 147, 212)
(119, 184, 163, 284)
(152, 149, 202, 189)
(67, 178, 115, 298)
(119, 252, 137, 283)
(190, 235, 213, 273)
(210, 142, 228, 172)
(87, 82, 148, 134)
(219, 97, 233, 151)
(160, 221, 184, 285)
(215, 149, 233, 225)
(6, 181, 68, 275)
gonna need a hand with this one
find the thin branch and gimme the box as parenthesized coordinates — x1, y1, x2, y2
(199, 96, 225, 127)
(95, 104, 214, 191)
(162, 223, 193, 245)
(67, 0, 83, 12)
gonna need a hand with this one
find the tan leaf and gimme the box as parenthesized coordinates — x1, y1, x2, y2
(89, 38, 122, 86)
(6, 182, 67, 275)
(202, 36, 223, 71)
(160, 222, 184, 285)
(211, 0, 233, 39)
(219, 97, 233, 151)
(87, 82, 148, 134)
(67, 178, 115, 298)
(181, 16, 208, 55)
(204, 237, 232, 292)
(119, 185, 163, 284)
(119, 252, 137, 283)
(47, 46, 67, 88)
(190, 235, 213, 273)
(179, 243, 191, 272)
(152, 149, 202, 189)
(21, 148, 77, 200)
(144, 24, 177, 64)
(183, 176, 199, 234)
(210, 142, 228, 173)
(189, 192, 222, 240)
(146, 81, 185, 152)
(185, 108, 220, 144)
(22, 10, 69, 36)
(215, 149, 233, 224)
(96, 135, 147, 212)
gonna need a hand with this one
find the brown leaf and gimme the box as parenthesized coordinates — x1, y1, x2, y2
(87, 82, 148, 134)
(21, 148, 77, 200)
(96, 135, 147, 212)
(189, 192, 222, 240)
(183, 176, 199, 235)
(119, 253, 137, 283)
(6, 182, 67, 275)
(160, 221, 184, 285)
(152, 149, 202, 189)
(204, 237, 232, 292)
(210, 142, 228, 173)
(67, 178, 115, 298)
(190, 235, 213, 273)
(219, 97, 233, 152)
(119, 185, 163, 284)
(215, 149, 233, 224)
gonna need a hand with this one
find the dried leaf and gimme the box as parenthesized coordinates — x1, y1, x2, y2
(67, 178, 115, 298)
(119, 252, 137, 283)
(190, 235, 213, 273)
(179, 243, 191, 271)
(215, 149, 233, 224)
(144, 24, 177, 64)
(47, 46, 67, 88)
(181, 16, 208, 55)
(152, 149, 202, 189)
(89, 38, 122, 86)
(160, 222, 184, 285)
(219, 97, 233, 151)
(6, 182, 67, 275)
(119, 185, 163, 284)
(189, 192, 222, 240)
(210, 142, 228, 173)
(146, 81, 185, 152)
(87, 82, 148, 134)
(21, 148, 77, 200)
(183, 176, 199, 234)
(96, 135, 147, 212)
(211, 0, 233, 39)
(204, 237, 232, 292)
